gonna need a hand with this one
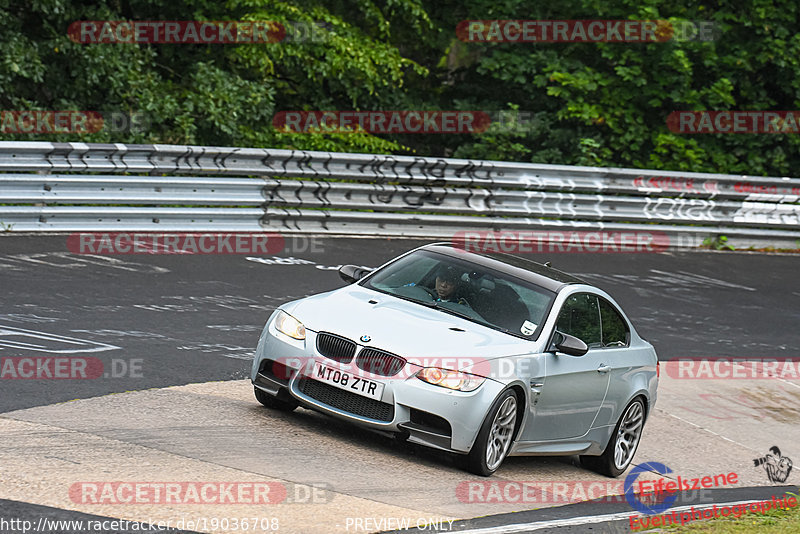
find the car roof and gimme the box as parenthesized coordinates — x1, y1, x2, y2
(419, 243, 586, 292)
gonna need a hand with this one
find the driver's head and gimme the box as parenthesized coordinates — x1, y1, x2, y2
(435, 266, 459, 299)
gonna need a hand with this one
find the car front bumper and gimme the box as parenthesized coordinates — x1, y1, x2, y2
(251, 315, 505, 453)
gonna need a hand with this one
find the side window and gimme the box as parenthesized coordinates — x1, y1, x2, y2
(599, 298, 630, 347)
(555, 293, 602, 348)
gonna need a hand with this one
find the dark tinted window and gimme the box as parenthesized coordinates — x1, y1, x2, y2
(364, 250, 555, 339)
(556, 293, 601, 348)
(600, 298, 630, 347)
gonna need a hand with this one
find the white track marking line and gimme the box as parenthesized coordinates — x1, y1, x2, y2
(659, 409, 760, 453)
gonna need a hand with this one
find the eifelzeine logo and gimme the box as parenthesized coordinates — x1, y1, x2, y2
(272, 111, 492, 134)
(68, 21, 285, 44)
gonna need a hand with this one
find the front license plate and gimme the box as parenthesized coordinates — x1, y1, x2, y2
(311, 361, 385, 401)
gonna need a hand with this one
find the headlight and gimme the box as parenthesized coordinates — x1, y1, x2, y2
(416, 367, 485, 392)
(274, 310, 306, 340)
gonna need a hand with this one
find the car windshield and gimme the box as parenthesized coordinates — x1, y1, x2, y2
(363, 250, 555, 339)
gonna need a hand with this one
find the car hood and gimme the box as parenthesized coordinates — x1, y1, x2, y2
(286, 285, 535, 364)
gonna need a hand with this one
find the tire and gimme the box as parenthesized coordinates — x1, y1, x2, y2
(463, 389, 518, 476)
(581, 397, 645, 477)
(254, 386, 298, 412)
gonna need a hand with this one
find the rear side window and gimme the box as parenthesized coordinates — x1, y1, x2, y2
(599, 298, 630, 347)
(555, 293, 602, 348)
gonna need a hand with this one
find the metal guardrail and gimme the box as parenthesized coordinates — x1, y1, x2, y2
(1, 141, 799, 248)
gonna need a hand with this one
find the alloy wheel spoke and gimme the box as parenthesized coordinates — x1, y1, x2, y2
(614, 403, 644, 469)
(486, 396, 517, 470)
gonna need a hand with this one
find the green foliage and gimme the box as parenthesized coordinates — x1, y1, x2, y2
(701, 235, 735, 250)
(432, 0, 800, 175)
(0, 0, 430, 152)
(2, 0, 800, 175)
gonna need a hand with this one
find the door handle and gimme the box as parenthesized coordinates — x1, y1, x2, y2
(597, 364, 611, 374)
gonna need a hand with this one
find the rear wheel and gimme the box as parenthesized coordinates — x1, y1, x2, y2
(464, 389, 518, 476)
(581, 397, 645, 477)
(254, 386, 298, 412)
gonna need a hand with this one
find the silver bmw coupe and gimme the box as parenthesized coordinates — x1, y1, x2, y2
(251, 243, 658, 476)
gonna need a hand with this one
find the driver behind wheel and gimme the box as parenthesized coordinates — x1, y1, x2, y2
(434, 266, 470, 306)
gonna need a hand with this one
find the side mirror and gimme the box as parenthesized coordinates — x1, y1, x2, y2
(338, 265, 371, 284)
(550, 331, 589, 357)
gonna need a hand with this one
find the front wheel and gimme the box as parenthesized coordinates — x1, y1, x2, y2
(464, 390, 518, 476)
(581, 397, 645, 477)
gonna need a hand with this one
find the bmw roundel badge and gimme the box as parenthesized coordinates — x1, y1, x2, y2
(360, 335, 371, 343)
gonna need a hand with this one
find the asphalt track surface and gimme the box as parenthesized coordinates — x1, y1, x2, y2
(1, 235, 799, 533)
(2, 235, 799, 413)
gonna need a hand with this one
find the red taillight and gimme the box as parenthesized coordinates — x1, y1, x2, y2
(657, 361, 660, 378)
